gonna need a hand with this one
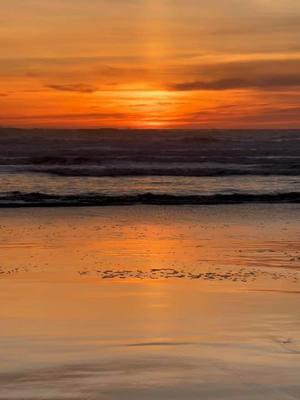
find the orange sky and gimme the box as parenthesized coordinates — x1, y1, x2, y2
(0, 0, 300, 128)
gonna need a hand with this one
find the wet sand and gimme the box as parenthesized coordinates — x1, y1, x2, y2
(0, 205, 300, 399)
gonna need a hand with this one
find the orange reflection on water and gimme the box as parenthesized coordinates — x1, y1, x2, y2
(0, 206, 300, 400)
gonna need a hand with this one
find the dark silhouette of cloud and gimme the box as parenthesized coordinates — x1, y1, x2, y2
(46, 83, 98, 93)
(172, 75, 300, 91)
(171, 58, 300, 91)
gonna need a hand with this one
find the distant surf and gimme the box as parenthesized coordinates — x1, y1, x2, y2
(0, 128, 299, 206)
(0, 129, 300, 178)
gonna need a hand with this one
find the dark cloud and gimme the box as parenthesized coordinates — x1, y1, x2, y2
(46, 83, 98, 93)
(171, 58, 300, 91)
(172, 75, 300, 91)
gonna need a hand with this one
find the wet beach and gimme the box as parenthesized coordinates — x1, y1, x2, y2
(0, 204, 300, 399)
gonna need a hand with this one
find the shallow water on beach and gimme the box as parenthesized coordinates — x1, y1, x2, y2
(0, 205, 300, 399)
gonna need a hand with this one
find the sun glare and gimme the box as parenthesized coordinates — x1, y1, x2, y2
(113, 88, 179, 128)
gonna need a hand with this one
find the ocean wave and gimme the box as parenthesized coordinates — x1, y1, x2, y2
(27, 166, 300, 177)
(0, 129, 299, 178)
(0, 191, 300, 207)
(2, 161, 300, 178)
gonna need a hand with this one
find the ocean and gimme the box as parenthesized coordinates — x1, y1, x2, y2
(0, 128, 299, 206)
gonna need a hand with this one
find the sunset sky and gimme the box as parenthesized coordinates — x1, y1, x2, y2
(1, 0, 300, 128)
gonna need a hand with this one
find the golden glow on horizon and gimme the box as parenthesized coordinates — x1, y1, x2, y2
(112, 89, 180, 128)
(0, 0, 300, 128)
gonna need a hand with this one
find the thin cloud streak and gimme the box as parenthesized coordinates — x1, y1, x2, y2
(171, 76, 300, 91)
(46, 84, 99, 94)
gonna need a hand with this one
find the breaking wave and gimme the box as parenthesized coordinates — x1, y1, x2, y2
(1, 191, 300, 207)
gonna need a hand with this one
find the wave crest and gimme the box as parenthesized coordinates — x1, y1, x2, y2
(0, 191, 299, 207)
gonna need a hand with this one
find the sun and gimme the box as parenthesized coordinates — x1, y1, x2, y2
(92, 86, 185, 128)
(112, 87, 179, 128)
